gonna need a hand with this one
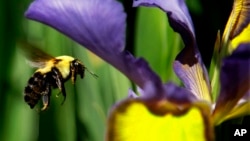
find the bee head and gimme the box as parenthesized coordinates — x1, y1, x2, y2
(71, 59, 85, 78)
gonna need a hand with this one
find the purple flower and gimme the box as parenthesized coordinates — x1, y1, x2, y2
(131, 0, 250, 126)
(25, 0, 250, 140)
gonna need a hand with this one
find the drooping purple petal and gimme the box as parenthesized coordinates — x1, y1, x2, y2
(134, 0, 212, 101)
(26, 0, 126, 53)
(25, 0, 162, 89)
(213, 44, 250, 125)
(121, 51, 163, 91)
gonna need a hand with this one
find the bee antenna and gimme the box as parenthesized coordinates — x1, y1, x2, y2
(85, 67, 98, 79)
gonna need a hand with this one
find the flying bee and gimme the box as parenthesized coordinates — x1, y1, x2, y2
(20, 41, 97, 111)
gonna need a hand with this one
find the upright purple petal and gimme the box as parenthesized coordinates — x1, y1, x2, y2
(25, 0, 162, 89)
(173, 48, 212, 101)
(213, 44, 250, 125)
(133, 0, 195, 39)
(228, 0, 250, 38)
(134, 0, 212, 101)
(223, 0, 250, 49)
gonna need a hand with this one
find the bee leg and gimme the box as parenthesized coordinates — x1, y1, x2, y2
(41, 95, 50, 111)
(52, 67, 66, 105)
(40, 83, 51, 111)
(70, 62, 76, 84)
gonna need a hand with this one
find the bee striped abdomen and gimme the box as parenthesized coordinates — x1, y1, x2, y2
(24, 72, 51, 109)
(20, 43, 94, 110)
(23, 55, 91, 111)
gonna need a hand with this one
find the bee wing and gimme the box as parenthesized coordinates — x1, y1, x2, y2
(18, 40, 55, 68)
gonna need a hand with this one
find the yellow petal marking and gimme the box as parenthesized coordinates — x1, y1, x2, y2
(108, 101, 210, 141)
(180, 63, 212, 102)
(231, 24, 250, 51)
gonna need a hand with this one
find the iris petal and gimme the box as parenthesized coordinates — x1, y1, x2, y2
(133, 0, 212, 101)
(231, 24, 250, 50)
(173, 48, 212, 101)
(220, 100, 250, 122)
(212, 44, 250, 125)
(224, 0, 250, 38)
(222, 0, 250, 52)
(162, 82, 197, 103)
(133, 0, 195, 36)
(107, 98, 213, 141)
(139, 82, 197, 103)
(25, 0, 162, 89)
(133, 0, 195, 43)
(26, 0, 126, 53)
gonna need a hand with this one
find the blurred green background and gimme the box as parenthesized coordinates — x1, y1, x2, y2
(0, 0, 249, 141)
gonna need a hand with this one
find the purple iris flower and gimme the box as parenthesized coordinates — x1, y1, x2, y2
(25, 0, 250, 140)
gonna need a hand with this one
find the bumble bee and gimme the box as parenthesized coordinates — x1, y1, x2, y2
(20, 41, 97, 111)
